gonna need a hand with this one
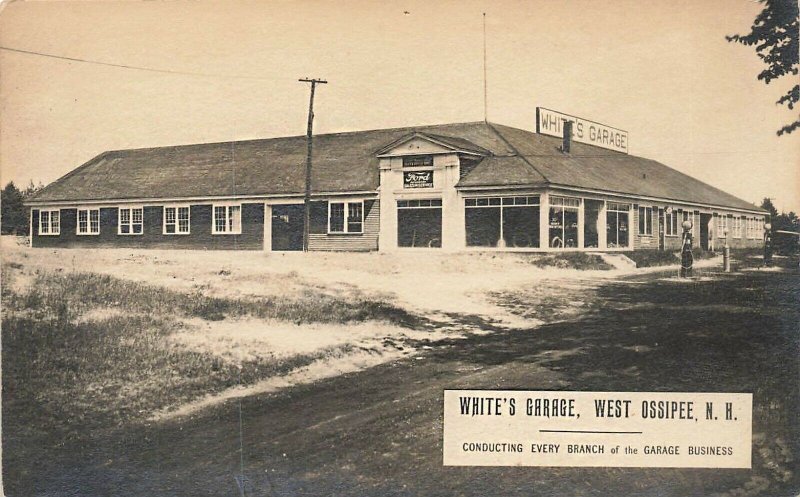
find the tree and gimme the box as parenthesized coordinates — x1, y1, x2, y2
(761, 197, 800, 254)
(23, 179, 44, 198)
(760, 197, 779, 218)
(1, 182, 27, 235)
(727, 0, 799, 135)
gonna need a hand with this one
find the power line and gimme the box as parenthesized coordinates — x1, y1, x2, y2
(0, 45, 280, 81)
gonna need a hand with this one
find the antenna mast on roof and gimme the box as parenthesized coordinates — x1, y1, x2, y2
(483, 12, 488, 123)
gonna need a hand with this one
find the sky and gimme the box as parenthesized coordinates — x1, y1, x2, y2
(1, 0, 798, 212)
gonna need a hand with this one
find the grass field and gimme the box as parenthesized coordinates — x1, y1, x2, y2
(1, 263, 423, 442)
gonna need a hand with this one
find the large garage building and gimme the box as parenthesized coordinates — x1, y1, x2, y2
(26, 115, 766, 253)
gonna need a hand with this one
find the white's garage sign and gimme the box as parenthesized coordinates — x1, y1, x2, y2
(537, 107, 629, 154)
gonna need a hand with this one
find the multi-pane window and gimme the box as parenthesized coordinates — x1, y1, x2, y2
(164, 206, 190, 234)
(606, 202, 630, 248)
(118, 207, 143, 235)
(733, 217, 742, 238)
(638, 206, 653, 236)
(464, 196, 540, 248)
(716, 215, 728, 238)
(39, 209, 60, 235)
(77, 208, 100, 235)
(397, 198, 442, 248)
(329, 201, 364, 234)
(397, 199, 443, 208)
(548, 196, 580, 248)
(665, 210, 678, 236)
(213, 204, 242, 234)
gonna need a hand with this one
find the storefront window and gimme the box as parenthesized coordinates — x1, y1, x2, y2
(397, 199, 442, 248)
(606, 202, 630, 248)
(465, 196, 539, 248)
(549, 196, 579, 248)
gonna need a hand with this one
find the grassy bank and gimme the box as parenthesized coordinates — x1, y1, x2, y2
(526, 252, 613, 270)
(1, 264, 417, 442)
(623, 249, 720, 268)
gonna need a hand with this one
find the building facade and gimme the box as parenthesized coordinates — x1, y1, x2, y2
(26, 121, 767, 252)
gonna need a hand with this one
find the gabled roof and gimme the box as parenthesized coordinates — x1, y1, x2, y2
(375, 131, 491, 157)
(28, 121, 763, 212)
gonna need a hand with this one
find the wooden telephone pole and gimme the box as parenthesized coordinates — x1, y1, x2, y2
(299, 77, 327, 252)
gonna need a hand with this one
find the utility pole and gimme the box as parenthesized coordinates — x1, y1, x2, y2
(299, 77, 327, 252)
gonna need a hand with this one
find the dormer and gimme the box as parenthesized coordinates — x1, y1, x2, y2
(375, 132, 489, 172)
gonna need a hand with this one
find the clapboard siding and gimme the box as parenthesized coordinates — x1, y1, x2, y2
(308, 199, 379, 251)
(31, 203, 264, 250)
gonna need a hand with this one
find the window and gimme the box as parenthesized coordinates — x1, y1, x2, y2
(397, 198, 442, 247)
(665, 209, 678, 236)
(465, 196, 540, 248)
(549, 196, 580, 248)
(606, 202, 630, 248)
(77, 208, 100, 235)
(733, 217, 742, 238)
(638, 206, 653, 236)
(213, 204, 242, 234)
(397, 199, 442, 208)
(716, 215, 728, 238)
(39, 209, 60, 235)
(402, 155, 433, 168)
(328, 201, 364, 234)
(118, 207, 143, 235)
(164, 206, 190, 234)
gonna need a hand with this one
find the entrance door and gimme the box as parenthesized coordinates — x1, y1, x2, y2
(700, 213, 711, 251)
(271, 204, 304, 251)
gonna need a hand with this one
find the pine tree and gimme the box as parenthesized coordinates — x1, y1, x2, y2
(727, 0, 800, 135)
(1, 182, 27, 235)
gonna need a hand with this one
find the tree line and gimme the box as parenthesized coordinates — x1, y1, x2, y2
(1, 181, 44, 235)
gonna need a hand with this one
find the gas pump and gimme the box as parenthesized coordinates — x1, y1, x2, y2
(763, 222, 773, 268)
(680, 220, 694, 278)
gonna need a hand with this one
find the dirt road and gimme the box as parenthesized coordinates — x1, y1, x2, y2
(8, 265, 800, 497)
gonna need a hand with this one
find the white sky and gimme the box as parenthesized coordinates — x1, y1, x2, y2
(1, 0, 798, 212)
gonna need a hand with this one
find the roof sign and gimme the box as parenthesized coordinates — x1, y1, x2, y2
(536, 107, 629, 154)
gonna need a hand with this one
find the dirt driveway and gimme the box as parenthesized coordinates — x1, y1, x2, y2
(9, 262, 799, 497)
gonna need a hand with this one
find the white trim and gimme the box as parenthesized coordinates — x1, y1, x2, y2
(327, 200, 364, 234)
(25, 191, 378, 208)
(163, 205, 191, 235)
(76, 207, 100, 235)
(117, 206, 144, 236)
(212, 203, 242, 235)
(38, 208, 61, 236)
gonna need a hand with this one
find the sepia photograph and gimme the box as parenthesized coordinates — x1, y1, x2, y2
(1, 0, 798, 495)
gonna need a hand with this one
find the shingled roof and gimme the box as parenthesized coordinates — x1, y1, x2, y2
(29, 121, 762, 212)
